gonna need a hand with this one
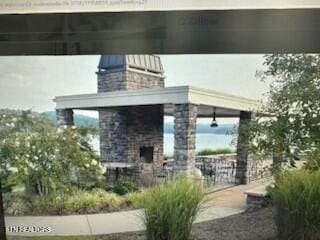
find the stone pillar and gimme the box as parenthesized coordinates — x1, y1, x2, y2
(99, 108, 128, 164)
(235, 111, 253, 184)
(173, 104, 198, 175)
(56, 109, 74, 126)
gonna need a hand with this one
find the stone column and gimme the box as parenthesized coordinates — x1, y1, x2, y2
(173, 104, 198, 175)
(235, 111, 254, 184)
(56, 109, 74, 126)
(99, 108, 128, 164)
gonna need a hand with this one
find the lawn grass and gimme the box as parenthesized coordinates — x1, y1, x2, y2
(197, 148, 234, 156)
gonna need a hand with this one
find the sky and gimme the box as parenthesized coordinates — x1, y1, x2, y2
(0, 54, 269, 123)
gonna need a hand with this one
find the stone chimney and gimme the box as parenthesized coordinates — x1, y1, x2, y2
(97, 55, 165, 92)
(97, 55, 165, 183)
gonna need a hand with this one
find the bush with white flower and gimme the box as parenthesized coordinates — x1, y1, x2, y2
(0, 109, 104, 196)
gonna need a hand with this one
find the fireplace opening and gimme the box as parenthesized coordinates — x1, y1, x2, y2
(140, 146, 154, 163)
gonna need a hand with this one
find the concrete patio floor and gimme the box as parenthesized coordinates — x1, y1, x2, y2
(5, 181, 270, 237)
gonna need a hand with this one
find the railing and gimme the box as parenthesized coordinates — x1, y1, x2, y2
(247, 158, 273, 183)
(196, 155, 237, 186)
(196, 155, 272, 186)
(106, 155, 272, 186)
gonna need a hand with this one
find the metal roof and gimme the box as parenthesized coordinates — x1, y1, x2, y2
(98, 55, 164, 74)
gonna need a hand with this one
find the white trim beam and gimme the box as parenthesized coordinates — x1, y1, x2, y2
(54, 86, 260, 116)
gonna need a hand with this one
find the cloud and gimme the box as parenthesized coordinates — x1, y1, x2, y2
(0, 55, 99, 112)
(0, 54, 268, 114)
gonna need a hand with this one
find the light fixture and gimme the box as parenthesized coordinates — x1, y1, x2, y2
(210, 107, 218, 128)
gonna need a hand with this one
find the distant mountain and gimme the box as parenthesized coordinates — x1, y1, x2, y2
(42, 111, 236, 134)
(197, 123, 236, 135)
(164, 122, 236, 135)
(41, 111, 99, 128)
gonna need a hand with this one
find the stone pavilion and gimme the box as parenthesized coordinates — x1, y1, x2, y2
(54, 55, 260, 185)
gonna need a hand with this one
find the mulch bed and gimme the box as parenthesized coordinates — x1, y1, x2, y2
(99, 207, 278, 240)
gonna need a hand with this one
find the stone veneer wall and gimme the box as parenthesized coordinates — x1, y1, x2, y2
(99, 105, 164, 166)
(99, 108, 128, 163)
(97, 71, 127, 93)
(126, 105, 164, 167)
(126, 70, 164, 89)
(97, 69, 164, 93)
(98, 68, 164, 173)
(56, 109, 74, 126)
(246, 193, 271, 211)
(173, 104, 198, 174)
(235, 111, 254, 184)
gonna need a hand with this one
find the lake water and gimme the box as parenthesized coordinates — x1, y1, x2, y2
(164, 133, 235, 156)
(93, 133, 235, 156)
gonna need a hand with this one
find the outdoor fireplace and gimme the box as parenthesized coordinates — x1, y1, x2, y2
(97, 55, 165, 183)
(140, 146, 154, 163)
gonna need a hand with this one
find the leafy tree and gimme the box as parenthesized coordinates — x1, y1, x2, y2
(250, 54, 320, 173)
(0, 109, 104, 196)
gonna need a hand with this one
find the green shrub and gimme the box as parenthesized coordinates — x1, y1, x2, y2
(196, 148, 234, 156)
(3, 192, 31, 216)
(45, 189, 125, 214)
(125, 192, 145, 208)
(304, 146, 320, 171)
(112, 180, 139, 195)
(268, 170, 320, 240)
(0, 110, 103, 196)
(30, 192, 71, 215)
(7, 189, 129, 215)
(96, 191, 124, 210)
(142, 178, 204, 240)
(65, 192, 102, 214)
(5, 188, 145, 216)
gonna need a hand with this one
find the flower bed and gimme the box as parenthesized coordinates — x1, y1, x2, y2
(4, 188, 144, 216)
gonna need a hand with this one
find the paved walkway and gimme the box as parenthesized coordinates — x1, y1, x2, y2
(5, 181, 270, 237)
